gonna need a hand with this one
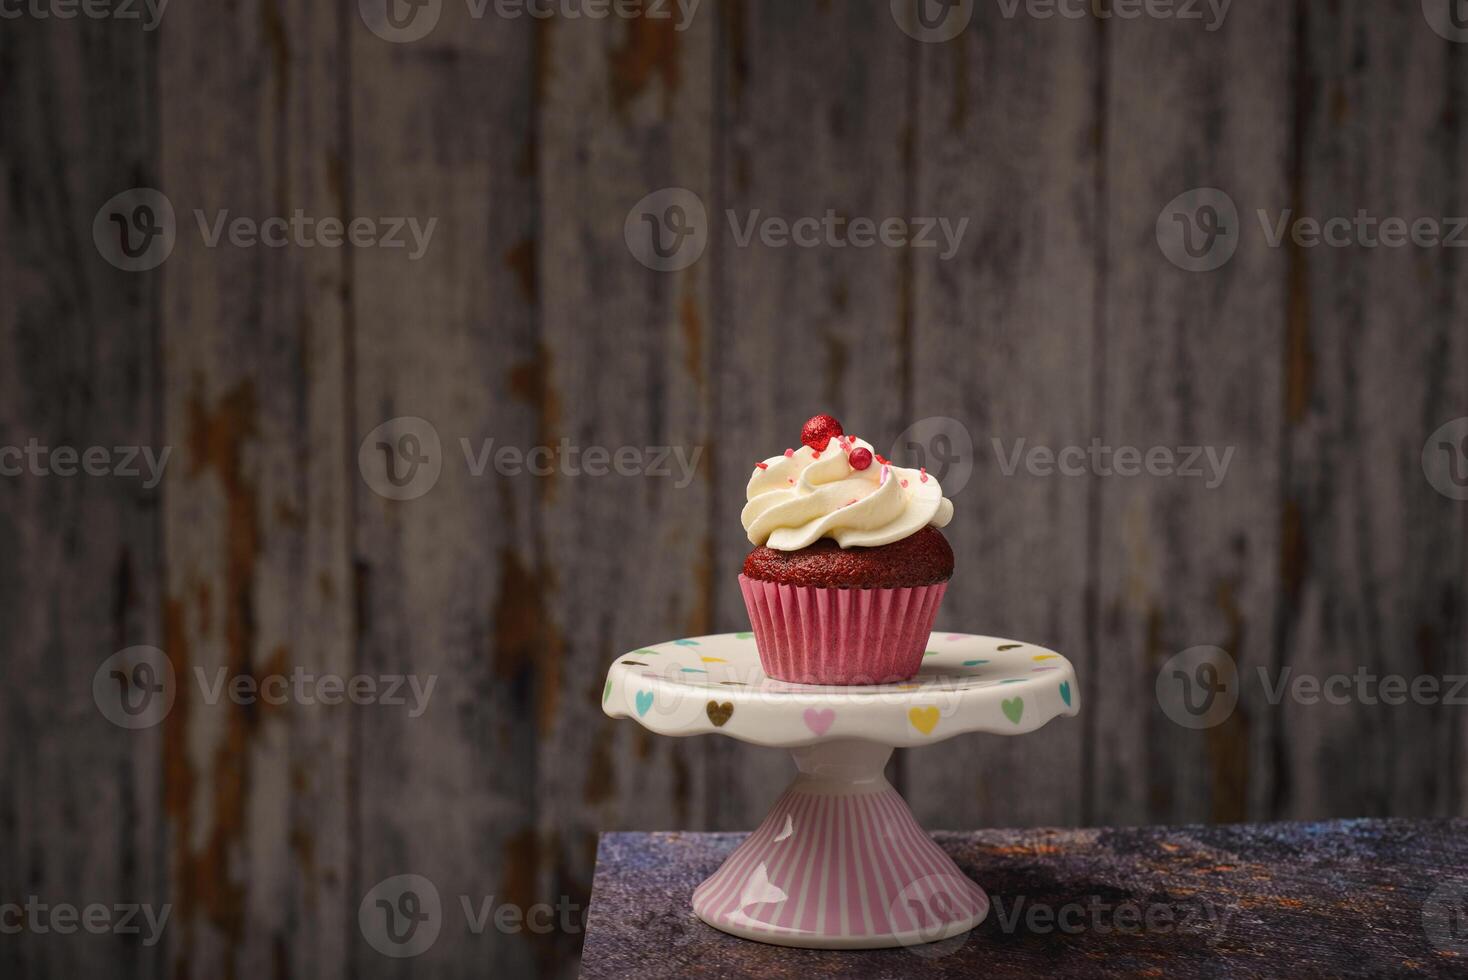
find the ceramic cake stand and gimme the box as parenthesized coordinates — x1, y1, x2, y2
(602, 631, 1080, 949)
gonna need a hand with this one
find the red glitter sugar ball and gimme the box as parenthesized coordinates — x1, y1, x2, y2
(800, 414, 844, 451)
(848, 447, 873, 470)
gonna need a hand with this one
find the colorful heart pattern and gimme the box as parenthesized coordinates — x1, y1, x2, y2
(608, 635, 1075, 740)
(908, 706, 940, 735)
(803, 708, 835, 736)
(706, 701, 734, 727)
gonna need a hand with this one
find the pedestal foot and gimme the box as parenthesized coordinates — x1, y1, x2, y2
(692, 741, 989, 949)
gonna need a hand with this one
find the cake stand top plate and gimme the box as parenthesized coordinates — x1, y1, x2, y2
(602, 632, 1079, 748)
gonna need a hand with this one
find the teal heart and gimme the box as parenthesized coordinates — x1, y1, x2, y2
(1002, 697, 1024, 724)
(963, 659, 989, 667)
(1059, 681, 1072, 707)
(603, 680, 612, 704)
(674, 639, 699, 646)
(635, 691, 654, 716)
(735, 632, 753, 639)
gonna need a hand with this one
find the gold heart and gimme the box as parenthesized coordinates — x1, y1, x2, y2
(908, 706, 940, 735)
(706, 701, 734, 727)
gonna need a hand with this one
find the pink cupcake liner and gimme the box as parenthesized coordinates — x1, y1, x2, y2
(738, 574, 948, 685)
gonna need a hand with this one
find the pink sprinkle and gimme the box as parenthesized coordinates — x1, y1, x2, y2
(844, 498, 858, 507)
(812, 450, 821, 459)
(920, 467, 929, 483)
(901, 479, 909, 488)
(755, 462, 768, 470)
(784, 448, 794, 457)
(788, 478, 795, 484)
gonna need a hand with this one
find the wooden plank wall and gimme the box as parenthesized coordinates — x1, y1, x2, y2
(1, 1, 1465, 976)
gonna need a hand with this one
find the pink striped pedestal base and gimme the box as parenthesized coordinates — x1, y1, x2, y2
(692, 741, 989, 949)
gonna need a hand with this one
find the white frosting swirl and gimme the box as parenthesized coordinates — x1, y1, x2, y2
(742, 436, 954, 550)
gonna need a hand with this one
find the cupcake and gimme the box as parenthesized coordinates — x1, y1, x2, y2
(738, 414, 955, 685)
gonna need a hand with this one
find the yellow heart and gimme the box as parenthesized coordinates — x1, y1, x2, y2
(908, 707, 940, 735)
(1033, 654, 1057, 661)
(700, 657, 728, 663)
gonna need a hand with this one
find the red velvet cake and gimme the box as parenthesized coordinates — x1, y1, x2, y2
(738, 415, 956, 685)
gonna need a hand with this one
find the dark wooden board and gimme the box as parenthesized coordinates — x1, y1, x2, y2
(1274, 0, 1468, 822)
(906, 0, 1098, 831)
(349, 2, 545, 977)
(0, 13, 163, 980)
(583, 820, 1468, 979)
(157, 3, 355, 977)
(1090, 0, 1294, 827)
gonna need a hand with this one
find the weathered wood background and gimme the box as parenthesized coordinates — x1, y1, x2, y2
(2, 0, 1465, 976)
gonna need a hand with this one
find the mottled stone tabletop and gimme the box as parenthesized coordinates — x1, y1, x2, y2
(581, 820, 1468, 979)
